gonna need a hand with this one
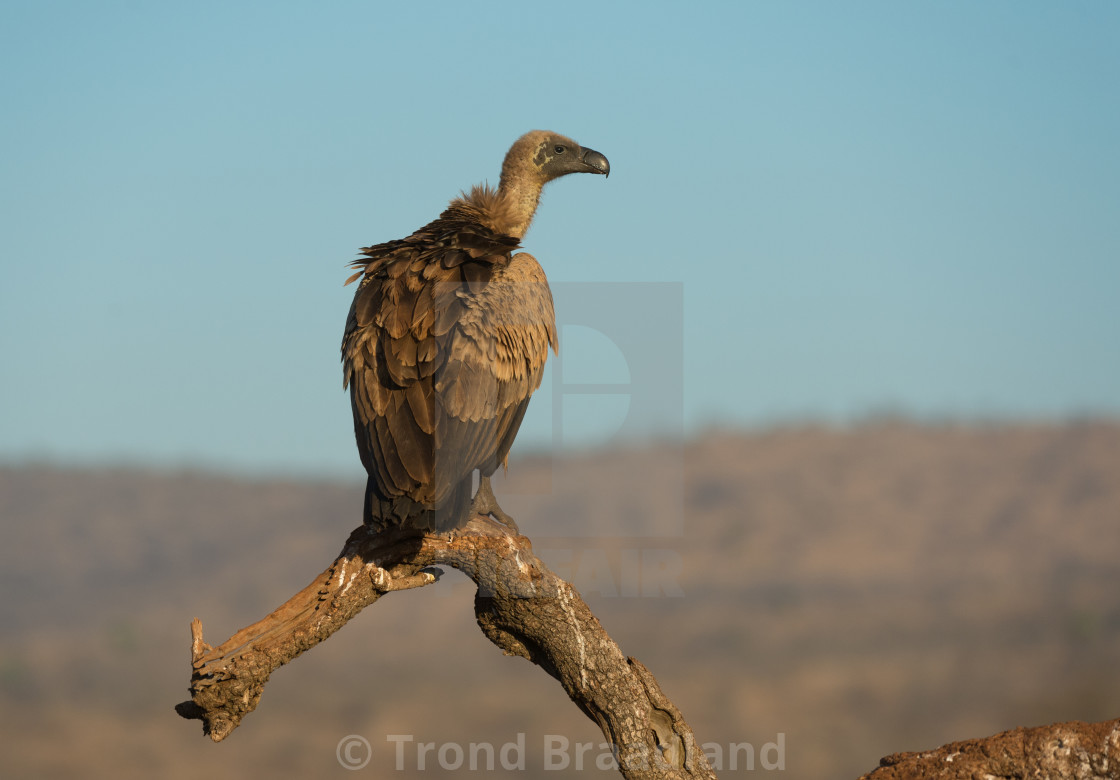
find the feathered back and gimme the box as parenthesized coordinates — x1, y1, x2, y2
(342, 189, 554, 532)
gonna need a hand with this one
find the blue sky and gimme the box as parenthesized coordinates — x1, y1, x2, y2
(2, 1, 1118, 477)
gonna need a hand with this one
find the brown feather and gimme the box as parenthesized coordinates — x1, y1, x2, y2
(460, 261, 492, 295)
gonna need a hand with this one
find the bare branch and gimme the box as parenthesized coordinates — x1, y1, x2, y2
(175, 513, 1120, 779)
(861, 718, 1120, 780)
(176, 516, 716, 779)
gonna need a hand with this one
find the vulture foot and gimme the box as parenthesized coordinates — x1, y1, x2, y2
(471, 476, 520, 535)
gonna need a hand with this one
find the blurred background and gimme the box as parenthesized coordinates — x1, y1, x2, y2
(2, 1, 1118, 777)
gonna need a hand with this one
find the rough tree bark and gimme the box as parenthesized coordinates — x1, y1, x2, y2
(861, 718, 1120, 780)
(175, 515, 716, 780)
(176, 514, 1119, 779)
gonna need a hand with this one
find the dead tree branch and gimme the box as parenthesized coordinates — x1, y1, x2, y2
(175, 515, 716, 779)
(175, 513, 1120, 780)
(861, 717, 1120, 779)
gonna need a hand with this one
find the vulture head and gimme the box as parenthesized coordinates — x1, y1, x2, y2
(502, 130, 609, 187)
(493, 130, 609, 237)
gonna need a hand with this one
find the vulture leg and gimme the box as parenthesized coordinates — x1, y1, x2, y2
(470, 475, 520, 535)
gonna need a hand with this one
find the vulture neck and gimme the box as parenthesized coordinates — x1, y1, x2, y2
(451, 148, 549, 239)
(491, 144, 550, 239)
(453, 180, 542, 241)
(491, 173, 544, 240)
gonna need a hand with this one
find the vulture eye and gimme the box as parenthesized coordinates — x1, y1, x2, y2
(554, 145, 566, 154)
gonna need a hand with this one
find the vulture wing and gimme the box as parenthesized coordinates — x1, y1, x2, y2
(342, 214, 556, 532)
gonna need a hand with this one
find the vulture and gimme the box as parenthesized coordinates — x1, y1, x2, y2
(342, 130, 610, 533)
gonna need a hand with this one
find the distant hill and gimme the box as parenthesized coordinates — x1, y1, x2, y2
(2, 421, 1119, 779)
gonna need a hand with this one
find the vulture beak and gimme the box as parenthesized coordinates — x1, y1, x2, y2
(580, 147, 610, 178)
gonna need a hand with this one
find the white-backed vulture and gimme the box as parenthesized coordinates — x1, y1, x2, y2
(342, 130, 610, 532)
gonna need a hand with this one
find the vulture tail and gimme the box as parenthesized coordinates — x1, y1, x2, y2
(363, 474, 476, 534)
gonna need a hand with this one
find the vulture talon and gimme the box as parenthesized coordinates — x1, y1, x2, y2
(471, 476, 520, 535)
